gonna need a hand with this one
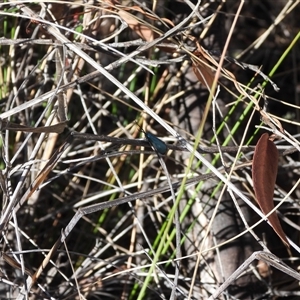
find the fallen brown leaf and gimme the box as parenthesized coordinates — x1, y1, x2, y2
(252, 133, 289, 247)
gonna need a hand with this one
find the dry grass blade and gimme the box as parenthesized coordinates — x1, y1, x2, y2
(2, 252, 33, 277)
(0, 137, 71, 231)
(0, 120, 67, 133)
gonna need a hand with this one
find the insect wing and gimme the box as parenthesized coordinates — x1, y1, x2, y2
(145, 132, 168, 155)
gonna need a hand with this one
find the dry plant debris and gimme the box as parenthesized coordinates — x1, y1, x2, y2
(0, 1, 300, 299)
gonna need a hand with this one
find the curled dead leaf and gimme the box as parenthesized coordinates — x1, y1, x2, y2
(252, 133, 289, 247)
(191, 47, 216, 89)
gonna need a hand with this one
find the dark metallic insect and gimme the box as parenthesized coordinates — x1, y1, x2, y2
(137, 124, 168, 155)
